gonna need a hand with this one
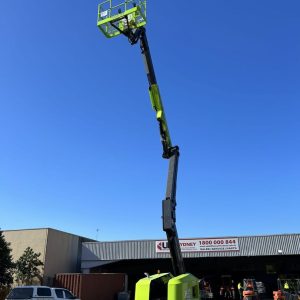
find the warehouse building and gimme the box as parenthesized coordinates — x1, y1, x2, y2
(81, 234, 300, 297)
(3, 229, 300, 297)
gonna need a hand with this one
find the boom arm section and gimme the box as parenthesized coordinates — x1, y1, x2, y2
(138, 28, 172, 159)
(109, 19, 172, 158)
(112, 24, 185, 276)
(163, 147, 185, 275)
(136, 28, 185, 276)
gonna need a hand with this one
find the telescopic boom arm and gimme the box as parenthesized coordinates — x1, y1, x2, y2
(124, 27, 185, 276)
(163, 147, 185, 276)
(123, 27, 174, 159)
(105, 11, 185, 276)
(139, 28, 173, 159)
(139, 28, 185, 275)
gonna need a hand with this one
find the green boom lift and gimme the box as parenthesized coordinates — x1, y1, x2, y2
(97, 1, 199, 299)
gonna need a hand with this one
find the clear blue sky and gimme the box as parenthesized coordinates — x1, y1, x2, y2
(0, 1, 299, 241)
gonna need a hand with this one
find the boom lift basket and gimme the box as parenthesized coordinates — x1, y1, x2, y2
(97, 0, 147, 38)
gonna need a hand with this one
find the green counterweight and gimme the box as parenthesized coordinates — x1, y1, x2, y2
(135, 273, 200, 300)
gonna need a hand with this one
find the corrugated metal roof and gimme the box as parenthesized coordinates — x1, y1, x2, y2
(81, 234, 300, 263)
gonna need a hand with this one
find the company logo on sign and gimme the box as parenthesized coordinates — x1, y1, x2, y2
(156, 241, 168, 251)
(155, 238, 239, 253)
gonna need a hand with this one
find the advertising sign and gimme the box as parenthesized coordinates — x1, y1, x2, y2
(155, 238, 239, 253)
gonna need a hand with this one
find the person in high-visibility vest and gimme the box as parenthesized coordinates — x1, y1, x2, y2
(237, 282, 243, 300)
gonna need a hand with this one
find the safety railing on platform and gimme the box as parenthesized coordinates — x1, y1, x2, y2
(97, 0, 146, 38)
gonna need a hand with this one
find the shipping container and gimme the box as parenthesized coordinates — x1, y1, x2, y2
(54, 273, 127, 300)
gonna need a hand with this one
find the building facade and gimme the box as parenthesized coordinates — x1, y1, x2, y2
(3, 228, 93, 285)
(4, 229, 300, 297)
(81, 234, 300, 296)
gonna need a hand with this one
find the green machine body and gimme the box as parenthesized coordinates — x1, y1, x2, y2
(135, 273, 200, 300)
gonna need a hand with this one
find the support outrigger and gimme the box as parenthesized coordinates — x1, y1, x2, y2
(97, 1, 199, 299)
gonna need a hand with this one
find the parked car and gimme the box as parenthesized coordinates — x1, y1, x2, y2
(6, 286, 80, 300)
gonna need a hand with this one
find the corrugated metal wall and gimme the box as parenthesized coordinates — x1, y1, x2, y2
(82, 234, 300, 262)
